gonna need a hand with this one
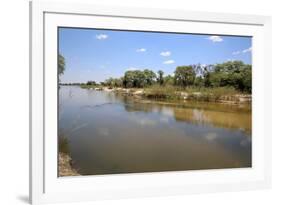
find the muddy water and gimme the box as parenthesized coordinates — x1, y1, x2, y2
(59, 86, 251, 176)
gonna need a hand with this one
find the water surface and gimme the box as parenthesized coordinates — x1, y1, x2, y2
(59, 86, 252, 175)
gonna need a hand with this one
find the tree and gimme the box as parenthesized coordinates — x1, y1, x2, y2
(103, 77, 123, 87)
(209, 61, 252, 93)
(58, 54, 65, 76)
(105, 78, 114, 87)
(143, 69, 157, 86)
(164, 75, 174, 86)
(174, 66, 196, 87)
(115, 77, 124, 87)
(91, 61, 252, 93)
(194, 76, 204, 87)
(134, 70, 147, 87)
(241, 65, 252, 93)
(86, 81, 97, 86)
(123, 69, 156, 88)
(123, 71, 135, 88)
(157, 70, 164, 85)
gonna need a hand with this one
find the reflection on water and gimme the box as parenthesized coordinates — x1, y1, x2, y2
(59, 86, 252, 176)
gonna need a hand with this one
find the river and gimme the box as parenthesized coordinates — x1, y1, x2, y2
(59, 86, 252, 175)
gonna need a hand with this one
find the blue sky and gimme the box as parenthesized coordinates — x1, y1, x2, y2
(59, 28, 252, 83)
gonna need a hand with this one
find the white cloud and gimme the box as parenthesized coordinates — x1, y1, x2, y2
(96, 34, 108, 40)
(232, 46, 252, 56)
(242, 46, 252, 53)
(207, 35, 223, 42)
(160, 51, 171, 57)
(232, 51, 240, 55)
(136, 48, 146, 52)
(163, 60, 175, 64)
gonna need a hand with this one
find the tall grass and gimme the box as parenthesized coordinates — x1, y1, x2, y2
(144, 85, 181, 99)
(79, 83, 248, 103)
(58, 136, 70, 154)
(144, 85, 242, 102)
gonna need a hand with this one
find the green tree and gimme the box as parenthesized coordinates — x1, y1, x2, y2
(164, 75, 174, 86)
(115, 77, 124, 87)
(104, 77, 123, 87)
(241, 65, 252, 93)
(143, 69, 157, 86)
(203, 71, 211, 87)
(86, 81, 97, 86)
(194, 76, 204, 87)
(58, 54, 65, 76)
(210, 61, 252, 93)
(123, 69, 156, 88)
(174, 66, 196, 87)
(123, 71, 135, 88)
(157, 70, 164, 85)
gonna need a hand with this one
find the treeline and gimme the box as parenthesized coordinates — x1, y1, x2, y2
(97, 61, 251, 93)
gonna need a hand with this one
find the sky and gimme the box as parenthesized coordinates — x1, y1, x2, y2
(59, 27, 252, 83)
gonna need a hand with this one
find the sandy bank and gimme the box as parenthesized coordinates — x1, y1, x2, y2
(59, 152, 80, 177)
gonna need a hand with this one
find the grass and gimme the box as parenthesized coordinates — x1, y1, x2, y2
(184, 86, 241, 102)
(144, 85, 182, 100)
(184, 86, 239, 95)
(58, 136, 80, 176)
(80, 84, 99, 89)
(78, 83, 250, 103)
(143, 85, 243, 102)
(58, 136, 70, 154)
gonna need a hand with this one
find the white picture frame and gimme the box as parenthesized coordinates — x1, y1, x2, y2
(30, 1, 272, 204)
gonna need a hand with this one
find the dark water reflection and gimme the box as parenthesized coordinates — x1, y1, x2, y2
(59, 86, 252, 176)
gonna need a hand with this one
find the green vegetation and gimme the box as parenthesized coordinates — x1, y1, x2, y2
(58, 54, 65, 76)
(58, 60, 251, 103)
(97, 61, 251, 93)
(144, 85, 181, 99)
(174, 66, 196, 87)
(206, 61, 252, 93)
(123, 69, 156, 88)
(86, 81, 97, 86)
(80, 84, 104, 89)
(143, 84, 240, 101)
(58, 136, 70, 154)
(157, 70, 164, 85)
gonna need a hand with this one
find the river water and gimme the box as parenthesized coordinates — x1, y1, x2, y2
(59, 86, 252, 175)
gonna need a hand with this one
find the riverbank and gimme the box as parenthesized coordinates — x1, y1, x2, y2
(59, 152, 80, 177)
(80, 85, 251, 104)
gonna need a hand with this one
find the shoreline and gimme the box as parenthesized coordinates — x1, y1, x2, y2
(59, 152, 80, 177)
(79, 85, 251, 105)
